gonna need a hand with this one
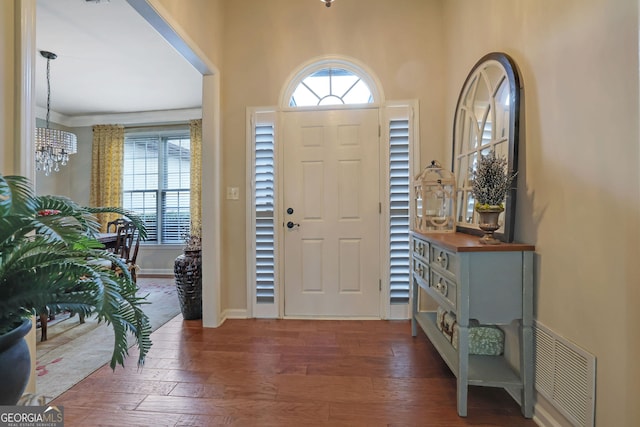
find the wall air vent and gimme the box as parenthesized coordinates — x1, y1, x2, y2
(534, 321, 596, 427)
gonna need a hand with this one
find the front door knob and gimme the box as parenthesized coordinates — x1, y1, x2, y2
(286, 221, 300, 229)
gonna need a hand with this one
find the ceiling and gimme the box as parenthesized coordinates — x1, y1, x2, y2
(36, 0, 203, 121)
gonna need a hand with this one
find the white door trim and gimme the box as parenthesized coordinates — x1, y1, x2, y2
(246, 100, 421, 319)
(247, 101, 419, 320)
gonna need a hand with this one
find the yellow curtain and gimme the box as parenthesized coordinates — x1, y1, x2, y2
(90, 124, 124, 231)
(190, 119, 202, 237)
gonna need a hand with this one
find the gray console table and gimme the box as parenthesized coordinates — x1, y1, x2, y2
(410, 231, 535, 418)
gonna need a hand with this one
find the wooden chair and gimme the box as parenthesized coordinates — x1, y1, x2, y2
(106, 219, 133, 254)
(125, 228, 141, 283)
(106, 218, 132, 233)
(109, 221, 140, 283)
(113, 222, 134, 259)
(39, 220, 134, 341)
(38, 310, 53, 342)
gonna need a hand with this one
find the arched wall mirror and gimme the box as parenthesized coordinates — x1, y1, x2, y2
(452, 52, 522, 242)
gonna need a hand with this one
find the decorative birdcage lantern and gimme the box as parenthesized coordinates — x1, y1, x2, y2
(413, 160, 456, 233)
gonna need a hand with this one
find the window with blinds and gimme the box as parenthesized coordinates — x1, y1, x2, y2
(254, 123, 276, 304)
(123, 129, 191, 244)
(389, 119, 411, 304)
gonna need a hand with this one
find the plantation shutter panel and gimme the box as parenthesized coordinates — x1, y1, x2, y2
(254, 124, 276, 304)
(389, 119, 411, 304)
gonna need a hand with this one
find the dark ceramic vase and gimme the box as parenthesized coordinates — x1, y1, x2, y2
(174, 249, 202, 320)
(0, 319, 32, 405)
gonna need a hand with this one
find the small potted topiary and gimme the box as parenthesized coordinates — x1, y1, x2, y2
(469, 151, 517, 244)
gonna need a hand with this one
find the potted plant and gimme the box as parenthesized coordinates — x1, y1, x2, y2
(469, 151, 517, 244)
(0, 174, 152, 405)
(174, 225, 202, 320)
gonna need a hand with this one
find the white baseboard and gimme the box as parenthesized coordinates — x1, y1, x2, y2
(504, 387, 571, 427)
(533, 393, 575, 427)
(139, 268, 174, 276)
(222, 309, 248, 319)
(533, 402, 565, 427)
(201, 309, 247, 329)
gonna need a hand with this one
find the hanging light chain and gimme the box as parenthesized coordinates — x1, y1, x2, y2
(40, 50, 57, 128)
(35, 50, 77, 176)
(45, 54, 51, 127)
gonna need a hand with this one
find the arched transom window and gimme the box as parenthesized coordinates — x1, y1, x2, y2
(289, 67, 374, 107)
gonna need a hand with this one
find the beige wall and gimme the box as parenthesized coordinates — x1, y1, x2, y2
(221, 0, 445, 311)
(443, 0, 640, 425)
(1, 1, 15, 172)
(153, 0, 224, 70)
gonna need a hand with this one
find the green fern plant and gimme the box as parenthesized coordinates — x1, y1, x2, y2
(0, 174, 151, 369)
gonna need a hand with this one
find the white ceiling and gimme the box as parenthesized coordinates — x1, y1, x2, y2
(36, 0, 203, 121)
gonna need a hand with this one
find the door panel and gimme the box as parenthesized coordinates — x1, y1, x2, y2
(283, 109, 380, 317)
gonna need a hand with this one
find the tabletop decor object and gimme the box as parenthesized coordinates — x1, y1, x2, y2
(413, 160, 456, 233)
(469, 151, 517, 244)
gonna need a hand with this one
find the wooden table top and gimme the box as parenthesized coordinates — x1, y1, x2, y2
(96, 232, 118, 248)
(412, 231, 535, 253)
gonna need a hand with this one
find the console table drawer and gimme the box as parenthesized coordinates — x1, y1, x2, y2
(429, 269, 457, 310)
(412, 237, 429, 262)
(430, 245, 458, 279)
(412, 257, 428, 282)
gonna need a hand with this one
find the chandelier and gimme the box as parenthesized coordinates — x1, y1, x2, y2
(35, 51, 77, 176)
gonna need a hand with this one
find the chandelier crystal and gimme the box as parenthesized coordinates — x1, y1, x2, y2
(35, 51, 77, 176)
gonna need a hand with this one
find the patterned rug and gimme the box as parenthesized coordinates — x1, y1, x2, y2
(35, 277, 180, 402)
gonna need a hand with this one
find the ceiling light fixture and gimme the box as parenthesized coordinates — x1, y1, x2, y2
(35, 51, 77, 176)
(321, 0, 335, 7)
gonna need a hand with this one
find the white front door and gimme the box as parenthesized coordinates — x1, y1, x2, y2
(282, 108, 380, 317)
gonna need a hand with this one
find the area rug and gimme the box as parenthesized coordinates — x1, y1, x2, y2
(35, 277, 181, 402)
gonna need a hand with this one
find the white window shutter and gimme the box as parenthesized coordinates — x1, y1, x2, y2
(389, 119, 411, 304)
(254, 124, 276, 304)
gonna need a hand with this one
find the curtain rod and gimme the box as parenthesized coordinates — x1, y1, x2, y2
(124, 123, 190, 132)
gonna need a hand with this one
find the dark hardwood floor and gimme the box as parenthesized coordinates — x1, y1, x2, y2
(52, 317, 537, 426)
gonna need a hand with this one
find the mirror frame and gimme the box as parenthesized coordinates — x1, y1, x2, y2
(451, 52, 522, 242)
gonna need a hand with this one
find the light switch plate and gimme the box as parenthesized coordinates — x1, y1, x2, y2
(226, 187, 239, 200)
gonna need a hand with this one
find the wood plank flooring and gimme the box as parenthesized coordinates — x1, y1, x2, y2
(51, 317, 537, 426)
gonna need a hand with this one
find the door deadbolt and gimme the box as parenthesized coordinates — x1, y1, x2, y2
(287, 207, 294, 215)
